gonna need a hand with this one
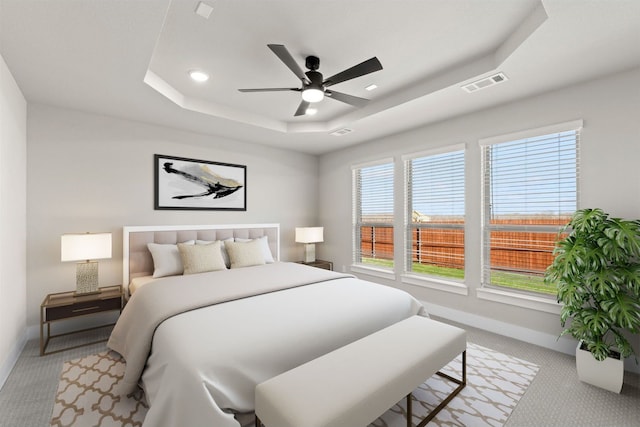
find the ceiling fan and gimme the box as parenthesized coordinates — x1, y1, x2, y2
(238, 44, 383, 117)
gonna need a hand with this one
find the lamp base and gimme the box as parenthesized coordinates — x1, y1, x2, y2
(303, 243, 316, 263)
(76, 261, 99, 294)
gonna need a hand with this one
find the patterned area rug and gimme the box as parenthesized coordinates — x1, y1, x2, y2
(51, 343, 538, 427)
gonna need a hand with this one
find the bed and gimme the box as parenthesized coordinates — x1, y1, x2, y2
(108, 223, 427, 427)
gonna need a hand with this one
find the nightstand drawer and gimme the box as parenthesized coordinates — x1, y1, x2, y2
(46, 297, 121, 321)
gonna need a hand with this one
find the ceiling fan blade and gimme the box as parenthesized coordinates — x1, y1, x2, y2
(268, 44, 308, 82)
(323, 57, 383, 87)
(238, 88, 299, 92)
(294, 100, 311, 117)
(325, 90, 370, 107)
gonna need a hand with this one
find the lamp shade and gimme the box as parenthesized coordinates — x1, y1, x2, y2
(61, 233, 112, 262)
(295, 227, 324, 244)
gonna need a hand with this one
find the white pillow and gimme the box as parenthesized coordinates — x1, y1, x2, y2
(178, 241, 227, 275)
(225, 239, 267, 268)
(234, 235, 275, 263)
(197, 238, 233, 268)
(147, 240, 195, 278)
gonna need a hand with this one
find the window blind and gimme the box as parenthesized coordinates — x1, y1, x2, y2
(404, 147, 465, 280)
(480, 122, 581, 294)
(352, 161, 394, 269)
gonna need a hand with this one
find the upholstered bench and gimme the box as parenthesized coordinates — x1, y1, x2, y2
(255, 315, 467, 427)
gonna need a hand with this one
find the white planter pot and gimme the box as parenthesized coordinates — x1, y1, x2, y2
(575, 342, 624, 393)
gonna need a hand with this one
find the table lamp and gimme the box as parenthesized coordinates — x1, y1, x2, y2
(61, 232, 112, 294)
(295, 227, 324, 263)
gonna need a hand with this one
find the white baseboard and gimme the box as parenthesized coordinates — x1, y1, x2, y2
(422, 300, 640, 375)
(0, 330, 28, 391)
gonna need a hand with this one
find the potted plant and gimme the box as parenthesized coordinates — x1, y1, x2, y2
(544, 208, 640, 393)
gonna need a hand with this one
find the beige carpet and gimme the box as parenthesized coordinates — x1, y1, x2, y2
(50, 343, 538, 427)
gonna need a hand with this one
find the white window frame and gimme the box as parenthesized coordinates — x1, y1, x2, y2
(479, 120, 582, 303)
(351, 158, 395, 279)
(401, 144, 467, 294)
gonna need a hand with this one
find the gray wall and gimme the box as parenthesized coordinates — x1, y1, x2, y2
(0, 54, 27, 386)
(26, 104, 319, 329)
(318, 67, 640, 370)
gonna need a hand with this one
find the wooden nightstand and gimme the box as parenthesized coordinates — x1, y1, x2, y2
(40, 285, 123, 356)
(297, 259, 333, 271)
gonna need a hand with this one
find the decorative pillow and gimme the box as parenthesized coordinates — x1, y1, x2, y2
(225, 239, 267, 268)
(234, 235, 275, 263)
(197, 238, 233, 268)
(178, 241, 227, 275)
(147, 241, 195, 278)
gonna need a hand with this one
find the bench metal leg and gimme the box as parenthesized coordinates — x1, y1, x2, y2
(407, 350, 467, 427)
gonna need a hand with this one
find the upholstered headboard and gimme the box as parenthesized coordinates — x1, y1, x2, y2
(122, 223, 280, 288)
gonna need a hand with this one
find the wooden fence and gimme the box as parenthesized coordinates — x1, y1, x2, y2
(361, 217, 568, 274)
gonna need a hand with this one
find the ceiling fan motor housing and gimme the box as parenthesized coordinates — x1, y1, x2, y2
(305, 55, 320, 71)
(305, 70, 324, 88)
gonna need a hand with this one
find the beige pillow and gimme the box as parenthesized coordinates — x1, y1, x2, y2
(197, 238, 233, 268)
(225, 239, 267, 269)
(178, 241, 227, 275)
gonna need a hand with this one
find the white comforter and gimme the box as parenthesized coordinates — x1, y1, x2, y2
(110, 262, 426, 427)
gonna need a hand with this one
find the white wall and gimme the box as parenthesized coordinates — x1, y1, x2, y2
(26, 105, 319, 329)
(319, 67, 640, 368)
(0, 54, 27, 388)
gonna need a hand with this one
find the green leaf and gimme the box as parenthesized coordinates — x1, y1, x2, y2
(588, 269, 621, 298)
(604, 218, 640, 258)
(613, 331, 633, 359)
(602, 293, 640, 332)
(557, 279, 586, 307)
(570, 208, 607, 235)
(582, 308, 612, 336)
(587, 340, 610, 361)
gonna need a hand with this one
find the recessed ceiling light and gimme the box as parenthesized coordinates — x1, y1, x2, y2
(189, 70, 209, 82)
(365, 84, 378, 91)
(305, 108, 318, 116)
(195, 2, 214, 19)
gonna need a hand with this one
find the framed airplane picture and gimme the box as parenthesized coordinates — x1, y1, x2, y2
(154, 154, 246, 211)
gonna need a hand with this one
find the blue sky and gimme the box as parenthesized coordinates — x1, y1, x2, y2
(359, 130, 577, 218)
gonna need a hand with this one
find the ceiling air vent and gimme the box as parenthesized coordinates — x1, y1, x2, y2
(461, 72, 508, 93)
(330, 128, 353, 136)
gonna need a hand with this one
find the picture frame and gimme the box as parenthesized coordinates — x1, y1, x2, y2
(154, 154, 246, 211)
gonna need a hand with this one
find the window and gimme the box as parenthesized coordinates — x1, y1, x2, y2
(404, 145, 465, 281)
(480, 120, 581, 295)
(352, 159, 394, 271)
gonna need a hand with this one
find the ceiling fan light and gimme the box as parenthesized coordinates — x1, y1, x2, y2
(302, 88, 324, 103)
(305, 108, 318, 116)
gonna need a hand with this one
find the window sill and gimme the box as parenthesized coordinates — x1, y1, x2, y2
(476, 287, 561, 314)
(401, 274, 468, 296)
(350, 264, 396, 281)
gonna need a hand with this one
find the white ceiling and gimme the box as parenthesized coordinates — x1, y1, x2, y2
(1, 0, 639, 155)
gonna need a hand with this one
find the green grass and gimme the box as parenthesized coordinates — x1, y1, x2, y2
(410, 263, 465, 280)
(361, 258, 556, 295)
(490, 271, 555, 295)
(361, 258, 395, 268)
